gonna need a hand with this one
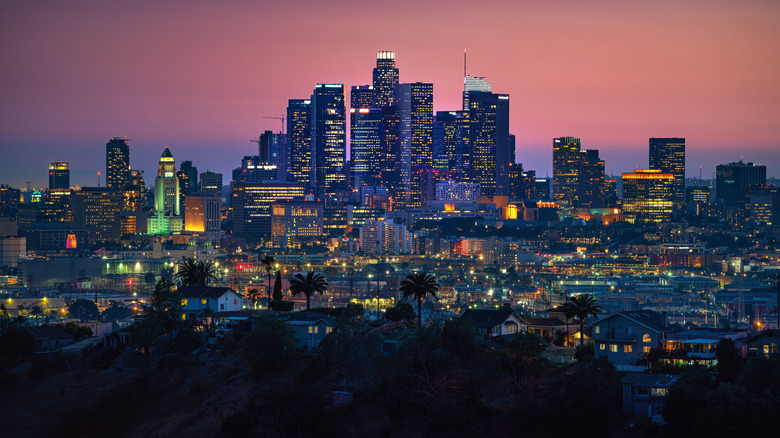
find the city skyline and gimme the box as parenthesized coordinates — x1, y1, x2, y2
(2, 0, 780, 187)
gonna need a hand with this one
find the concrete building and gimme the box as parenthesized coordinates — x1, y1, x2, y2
(271, 200, 324, 248)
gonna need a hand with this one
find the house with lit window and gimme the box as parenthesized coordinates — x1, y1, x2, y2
(280, 312, 335, 352)
(591, 310, 672, 371)
(747, 329, 780, 357)
(660, 329, 750, 365)
(178, 286, 243, 319)
(621, 373, 678, 423)
(461, 308, 524, 338)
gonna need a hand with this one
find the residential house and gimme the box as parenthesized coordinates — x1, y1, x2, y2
(25, 325, 74, 351)
(280, 312, 335, 352)
(591, 310, 672, 371)
(621, 373, 678, 423)
(178, 286, 244, 319)
(461, 308, 524, 338)
(747, 329, 779, 357)
(519, 317, 567, 343)
(661, 329, 750, 365)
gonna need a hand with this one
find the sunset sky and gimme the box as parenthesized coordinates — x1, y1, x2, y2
(2, 0, 779, 187)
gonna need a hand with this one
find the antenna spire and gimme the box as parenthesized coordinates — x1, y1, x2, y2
(464, 49, 467, 79)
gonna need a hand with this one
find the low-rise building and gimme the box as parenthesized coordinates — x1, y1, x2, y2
(621, 373, 678, 422)
(179, 286, 243, 319)
(591, 310, 672, 371)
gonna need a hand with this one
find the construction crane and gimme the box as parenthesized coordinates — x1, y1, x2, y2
(263, 115, 286, 134)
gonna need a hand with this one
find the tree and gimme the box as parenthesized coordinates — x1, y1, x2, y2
(239, 317, 297, 378)
(148, 278, 181, 332)
(272, 270, 283, 301)
(246, 288, 262, 309)
(564, 294, 602, 346)
(289, 271, 328, 311)
(560, 302, 575, 346)
(260, 256, 275, 297)
(175, 258, 217, 287)
(715, 338, 743, 383)
(399, 271, 439, 328)
(384, 301, 416, 322)
(506, 330, 548, 362)
(60, 322, 93, 339)
(144, 271, 156, 286)
(68, 299, 98, 322)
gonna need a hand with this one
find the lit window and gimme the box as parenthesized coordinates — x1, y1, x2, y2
(624, 345, 632, 353)
(326, 327, 332, 334)
(643, 346, 651, 354)
(594, 326, 600, 334)
(599, 343, 605, 350)
(201, 299, 207, 305)
(308, 326, 313, 334)
(610, 344, 618, 353)
(181, 299, 188, 306)
(314, 326, 319, 334)
(643, 334, 651, 343)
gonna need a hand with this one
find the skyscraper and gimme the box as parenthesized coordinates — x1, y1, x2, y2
(552, 137, 605, 207)
(372, 51, 399, 108)
(178, 161, 198, 197)
(621, 169, 675, 223)
(468, 92, 510, 198)
(649, 138, 685, 205)
(71, 187, 122, 242)
(147, 147, 183, 234)
(199, 171, 223, 197)
(48, 162, 69, 190)
(106, 137, 130, 189)
(432, 110, 469, 178)
(395, 82, 433, 208)
(580, 149, 606, 208)
(463, 76, 492, 111)
(350, 85, 383, 188)
(184, 194, 221, 233)
(232, 181, 305, 238)
(716, 161, 767, 223)
(287, 99, 311, 188)
(310, 83, 347, 197)
(258, 131, 287, 181)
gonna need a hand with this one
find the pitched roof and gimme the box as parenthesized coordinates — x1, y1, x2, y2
(461, 308, 516, 328)
(283, 311, 335, 325)
(178, 286, 238, 299)
(592, 310, 669, 333)
(621, 373, 678, 387)
(520, 317, 566, 327)
(25, 325, 73, 340)
(161, 147, 173, 158)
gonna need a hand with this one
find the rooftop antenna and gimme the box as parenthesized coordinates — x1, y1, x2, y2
(97, 171, 101, 187)
(464, 49, 467, 80)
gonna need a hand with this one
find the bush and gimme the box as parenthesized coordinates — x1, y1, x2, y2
(240, 318, 297, 378)
(269, 300, 295, 311)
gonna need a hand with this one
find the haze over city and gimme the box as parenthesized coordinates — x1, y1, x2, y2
(2, 0, 779, 187)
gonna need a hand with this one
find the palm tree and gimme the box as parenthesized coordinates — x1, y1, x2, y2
(175, 258, 217, 287)
(289, 271, 328, 310)
(399, 271, 439, 328)
(246, 288, 263, 309)
(565, 294, 602, 347)
(560, 302, 576, 347)
(260, 256, 275, 297)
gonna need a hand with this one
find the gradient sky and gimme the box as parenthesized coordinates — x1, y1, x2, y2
(2, 0, 779, 188)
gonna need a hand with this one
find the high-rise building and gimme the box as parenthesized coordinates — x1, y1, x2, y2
(49, 162, 69, 190)
(372, 51, 399, 108)
(580, 149, 606, 208)
(233, 156, 281, 183)
(311, 84, 347, 197)
(747, 186, 780, 225)
(271, 200, 324, 248)
(433, 111, 469, 178)
(463, 76, 492, 112)
(258, 131, 287, 181)
(147, 147, 183, 235)
(71, 187, 122, 242)
(534, 178, 551, 200)
(621, 169, 675, 223)
(435, 181, 480, 202)
(184, 194, 221, 233)
(649, 138, 685, 205)
(350, 85, 383, 188)
(106, 137, 131, 190)
(178, 161, 198, 197)
(716, 161, 767, 223)
(468, 92, 510, 198)
(395, 82, 433, 208)
(232, 182, 305, 238)
(199, 171, 223, 197)
(287, 99, 312, 188)
(552, 137, 605, 207)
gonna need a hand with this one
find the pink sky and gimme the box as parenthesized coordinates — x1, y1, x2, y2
(2, 0, 779, 187)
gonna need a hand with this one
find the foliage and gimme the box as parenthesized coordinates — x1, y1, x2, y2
(60, 322, 93, 339)
(441, 316, 478, 361)
(272, 270, 283, 301)
(269, 300, 295, 311)
(715, 338, 743, 383)
(260, 255, 275, 297)
(100, 302, 134, 322)
(399, 271, 439, 327)
(246, 288, 262, 309)
(383, 301, 416, 322)
(0, 326, 35, 368)
(132, 278, 181, 355)
(289, 271, 328, 310)
(175, 258, 217, 287)
(506, 330, 548, 362)
(575, 341, 595, 361)
(563, 294, 602, 346)
(239, 317, 297, 378)
(144, 271, 156, 285)
(68, 299, 98, 322)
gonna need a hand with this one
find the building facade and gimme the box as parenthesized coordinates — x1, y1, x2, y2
(105, 137, 131, 190)
(311, 84, 347, 197)
(621, 169, 675, 223)
(649, 138, 685, 206)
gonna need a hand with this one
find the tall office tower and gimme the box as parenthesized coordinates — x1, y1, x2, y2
(350, 85, 382, 188)
(287, 99, 312, 188)
(649, 138, 685, 205)
(580, 149, 606, 208)
(509, 134, 516, 164)
(184, 194, 221, 233)
(310, 84, 347, 197)
(233, 156, 280, 183)
(394, 82, 433, 209)
(178, 161, 198, 197)
(604, 179, 619, 208)
(199, 171, 223, 197)
(747, 186, 780, 225)
(123, 169, 146, 212)
(621, 169, 675, 223)
(147, 147, 184, 235)
(232, 181, 305, 238)
(71, 187, 122, 242)
(433, 111, 470, 178)
(258, 131, 288, 181)
(271, 200, 324, 248)
(372, 51, 399, 108)
(553, 137, 582, 204)
(716, 161, 767, 223)
(468, 92, 510, 198)
(508, 164, 536, 200)
(106, 137, 131, 189)
(534, 178, 551, 200)
(463, 76, 492, 111)
(49, 162, 69, 190)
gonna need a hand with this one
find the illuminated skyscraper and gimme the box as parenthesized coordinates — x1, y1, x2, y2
(71, 187, 122, 242)
(468, 92, 510, 198)
(287, 99, 311, 189)
(106, 137, 131, 189)
(621, 169, 675, 223)
(463, 76, 492, 112)
(258, 131, 287, 181)
(552, 137, 605, 207)
(147, 147, 183, 234)
(178, 161, 198, 197)
(372, 51, 399, 108)
(350, 85, 382, 188)
(580, 149, 606, 208)
(232, 182, 305, 238)
(199, 171, 223, 197)
(48, 162, 69, 190)
(649, 138, 685, 205)
(716, 161, 766, 223)
(395, 82, 433, 209)
(184, 194, 221, 233)
(433, 110, 469, 178)
(310, 83, 347, 197)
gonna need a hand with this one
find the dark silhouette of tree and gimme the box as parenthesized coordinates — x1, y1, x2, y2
(273, 270, 283, 301)
(68, 299, 98, 322)
(246, 288, 262, 309)
(260, 256, 275, 297)
(560, 302, 575, 346)
(715, 338, 743, 383)
(289, 272, 328, 310)
(384, 301, 416, 322)
(399, 271, 439, 328)
(565, 294, 602, 346)
(175, 258, 217, 287)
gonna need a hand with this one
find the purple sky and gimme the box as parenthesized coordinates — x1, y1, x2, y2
(2, 0, 779, 188)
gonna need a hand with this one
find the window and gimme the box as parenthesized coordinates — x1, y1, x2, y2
(599, 343, 605, 350)
(314, 326, 319, 334)
(234, 299, 238, 305)
(308, 326, 313, 334)
(651, 388, 668, 397)
(594, 326, 601, 334)
(610, 344, 618, 353)
(326, 327, 333, 334)
(201, 299, 207, 305)
(624, 345, 632, 353)
(181, 299, 188, 306)
(626, 327, 632, 334)
(643, 334, 652, 343)
(220, 304, 224, 310)
(643, 346, 651, 354)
